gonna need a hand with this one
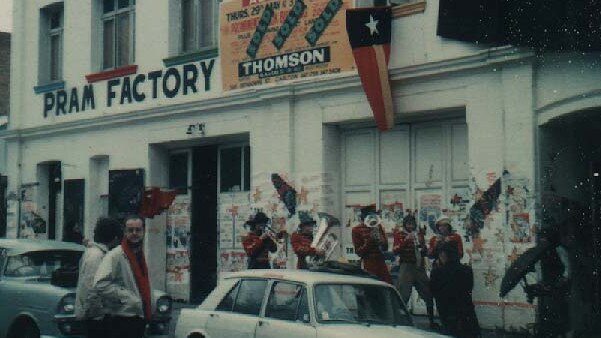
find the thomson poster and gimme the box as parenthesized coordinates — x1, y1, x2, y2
(220, 0, 356, 91)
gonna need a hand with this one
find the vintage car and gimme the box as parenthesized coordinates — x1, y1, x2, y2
(175, 268, 447, 338)
(0, 239, 172, 338)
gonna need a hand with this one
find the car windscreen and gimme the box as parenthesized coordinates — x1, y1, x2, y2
(4, 250, 81, 279)
(314, 283, 411, 326)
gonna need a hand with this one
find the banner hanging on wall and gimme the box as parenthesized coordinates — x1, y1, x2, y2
(220, 0, 356, 91)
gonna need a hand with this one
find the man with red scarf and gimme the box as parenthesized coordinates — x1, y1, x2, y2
(352, 206, 392, 284)
(94, 215, 154, 338)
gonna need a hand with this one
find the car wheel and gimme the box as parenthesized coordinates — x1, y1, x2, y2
(18, 322, 40, 338)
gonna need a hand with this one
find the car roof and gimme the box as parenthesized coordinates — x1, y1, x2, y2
(223, 269, 391, 286)
(0, 238, 84, 256)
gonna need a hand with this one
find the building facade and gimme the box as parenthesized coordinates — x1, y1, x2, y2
(5, 0, 601, 333)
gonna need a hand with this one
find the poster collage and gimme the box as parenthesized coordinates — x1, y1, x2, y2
(341, 171, 536, 329)
(165, 195, 192, 301)
(217, 171, 338, 272)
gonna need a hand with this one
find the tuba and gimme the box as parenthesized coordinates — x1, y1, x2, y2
(305, 213, 340, 266)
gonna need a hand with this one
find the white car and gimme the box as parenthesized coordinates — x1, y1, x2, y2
(175, 269, 446, 338)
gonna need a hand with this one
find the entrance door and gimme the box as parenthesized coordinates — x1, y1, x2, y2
(190, 146, 218, 303)
(63, 179, 85, 244)
(47, 162, 61, 240)
(539, 113, 601, 335)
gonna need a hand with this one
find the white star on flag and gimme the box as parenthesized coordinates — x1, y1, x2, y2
(365, 15, 379, 35)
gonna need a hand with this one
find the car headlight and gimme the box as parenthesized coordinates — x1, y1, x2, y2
(57, 293, 76, 314)
(156, 296, 172, 314)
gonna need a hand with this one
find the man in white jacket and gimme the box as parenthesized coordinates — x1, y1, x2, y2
(74, 217, 121, 338)
(94, 215, 155, 338)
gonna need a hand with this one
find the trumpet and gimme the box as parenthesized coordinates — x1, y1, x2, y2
(263, 223, 280, 244)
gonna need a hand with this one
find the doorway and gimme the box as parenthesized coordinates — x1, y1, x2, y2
(63, 179, 85, 244)
(539, 109, 601, 336)
(190, 146, 218, 303)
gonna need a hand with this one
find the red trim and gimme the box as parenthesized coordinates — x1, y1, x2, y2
(474, 301, 535, 309)
(85, 64, 138, 83)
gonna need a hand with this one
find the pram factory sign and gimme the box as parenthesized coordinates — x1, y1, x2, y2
(221, 0, 355, 91)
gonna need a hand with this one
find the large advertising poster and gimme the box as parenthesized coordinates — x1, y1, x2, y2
(220, 0, 356, 91)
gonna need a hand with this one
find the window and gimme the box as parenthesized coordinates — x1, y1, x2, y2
(231, 279, 267, 315)
(313, 284, 411, 326)
(39, 4, 64, 83)
(181, 0, 220, 53)
(219, 145, 250, 193)
(265, 282, 308, 322)
(169, 152, 189, 195)
(216, 281, 240, 311)
(102, 0, 135, 69)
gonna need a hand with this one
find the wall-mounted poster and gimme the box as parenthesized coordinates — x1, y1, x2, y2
(220, 250, 247, 273)
(417, 191, 442, 233)
(220, 0, 356, 91)
(379, 190, 407, 235)
(166, 195, 191, 301)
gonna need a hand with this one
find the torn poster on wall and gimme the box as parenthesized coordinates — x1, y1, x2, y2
(220, 250, 247, 273)
(379, 190, 407, 235)
(417, 191, 442, 233)
(510, 213, 533, 243)
(467, 173, 503, 238)
(19, 184, 47, 239)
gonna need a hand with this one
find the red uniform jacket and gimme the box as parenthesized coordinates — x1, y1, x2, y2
(428, 233, 464, 259)
(393, 230, 426, 264)
(242, 233, 276, 269)
(352, 224, 392, 284)
(291, 232, 316, 269)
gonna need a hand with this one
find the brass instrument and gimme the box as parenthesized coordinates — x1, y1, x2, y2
(364, 213, 384, 250)
(263, 222, 280, 244)
(305, 214, 340, 266)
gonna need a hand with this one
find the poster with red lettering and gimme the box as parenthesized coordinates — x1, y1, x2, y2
(220, 0, 356, 91)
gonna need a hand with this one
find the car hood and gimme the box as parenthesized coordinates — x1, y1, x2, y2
(317, 324, 448, 338)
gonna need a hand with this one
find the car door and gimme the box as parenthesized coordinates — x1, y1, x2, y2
(205, 279, 268, 338)
(255, 281, 317, 338)
(0, 248, 10, 337)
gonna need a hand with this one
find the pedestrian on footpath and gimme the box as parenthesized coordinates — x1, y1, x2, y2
(430, 241, 480, 338)
(75, 217, 122, 338)
(393, 214, 436, 328)
(94, 215, 154, 338)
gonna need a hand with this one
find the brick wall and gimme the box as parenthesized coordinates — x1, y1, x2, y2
(0, 32, 10, 117)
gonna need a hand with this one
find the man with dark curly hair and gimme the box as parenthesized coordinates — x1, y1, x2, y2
(75, 217, 122, 338)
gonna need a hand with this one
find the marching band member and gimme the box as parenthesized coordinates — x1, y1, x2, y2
(428, 215, 464, 266)
(393, 214, 436, 328)
(291, 213, 325, 269)
(242, 212, 277, 269)
(352, 206, 392, 284)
